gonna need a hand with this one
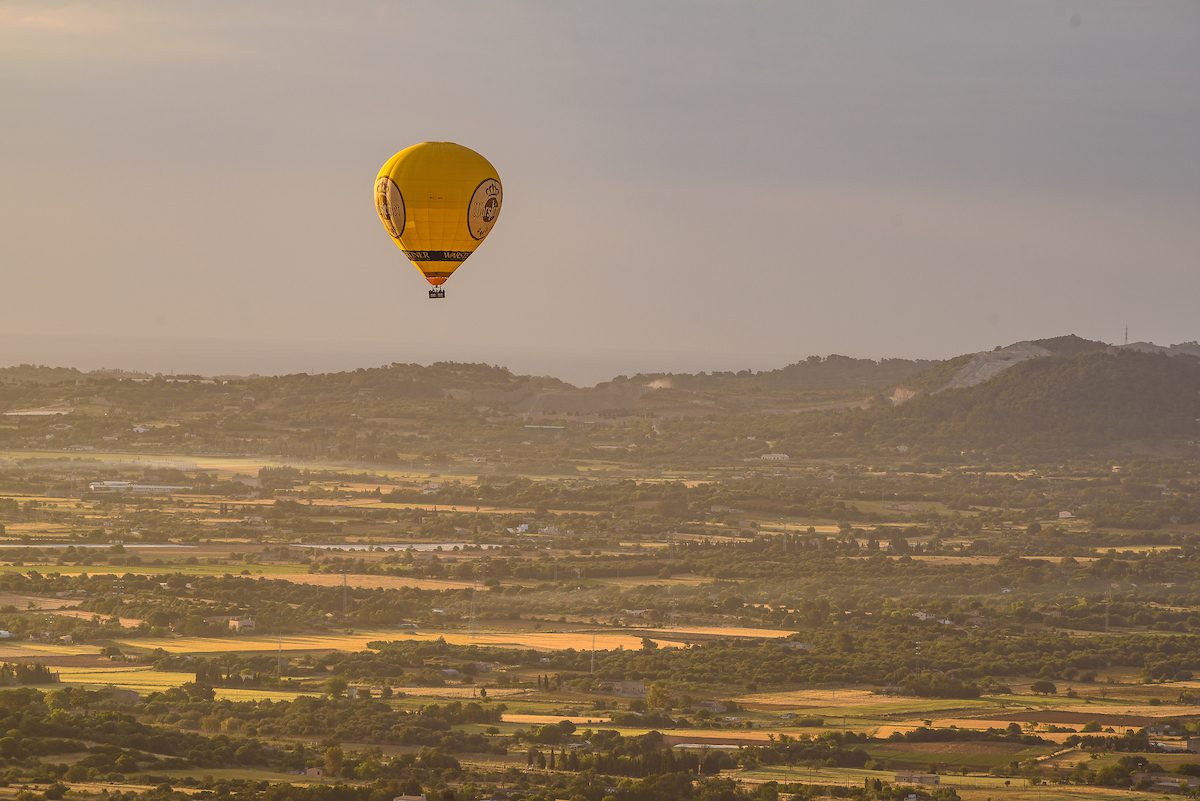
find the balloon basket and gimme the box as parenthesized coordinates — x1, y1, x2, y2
(428, 288, 446, 299)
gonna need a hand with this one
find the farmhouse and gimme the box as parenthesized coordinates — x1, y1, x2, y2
(611, 680, 646, 697)
(1131, 772, 1200, 791)
(203, 615, 255, 632)
(895, 773, 940, 785)
(88, 480, 192, 495)
(1150, 736, 1200, 753)
(100, 687, 141, 705)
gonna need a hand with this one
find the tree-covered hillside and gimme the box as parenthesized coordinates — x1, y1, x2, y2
(879, 350, 1200, 451)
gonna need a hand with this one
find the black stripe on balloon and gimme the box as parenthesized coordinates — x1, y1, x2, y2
(403, 250, 471, 262)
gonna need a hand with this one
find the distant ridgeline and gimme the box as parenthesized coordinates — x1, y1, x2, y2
(624, 354, 937, 391)
(0, 356, 935, 393)
(869, 337, 1200, 453)
(1, 335, 1197, 459)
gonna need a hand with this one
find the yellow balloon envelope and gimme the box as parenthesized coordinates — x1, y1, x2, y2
(374, 142, 502, 297)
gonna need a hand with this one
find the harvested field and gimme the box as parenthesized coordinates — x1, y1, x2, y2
(866, 741, 1051, 769)
(0, 592, 77, 610)
(502, 713, 610, 725)
(636, 625, 796, 639)
(652, 730, 780, 745)
(256, 573, 479, 591)
(116, 628, 686, 654)
(593, 574, 710, 587)
(733, 688, 979, 716)
(392, 686, 529, 699)
(1056, 703, 1200, 717)
(737, 687, 950, 708)
(41, 609, 143, 627)
(986, 709, 1194, 727)
(55, 665, 315, 700)
(55, 666, 198, 691)
(0, 642, 98, 658)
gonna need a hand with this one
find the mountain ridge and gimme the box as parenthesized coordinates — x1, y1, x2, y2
(3, 336, 1198, 460)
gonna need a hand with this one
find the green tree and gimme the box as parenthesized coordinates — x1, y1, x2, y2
(324, 745, 343, 776)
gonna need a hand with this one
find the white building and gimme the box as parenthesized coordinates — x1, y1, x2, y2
(88, 481, 190, 495)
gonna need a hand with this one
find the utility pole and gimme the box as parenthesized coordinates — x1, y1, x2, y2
(590, 632, 596, 674)
(342, 571, 348, 616)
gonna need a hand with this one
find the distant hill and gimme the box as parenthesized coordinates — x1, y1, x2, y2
(1122, 341, 1200, 359)
(0, 355, 937, 433)
(528, 355, 936, 416)
(892, 335, 1110, 397)
(2, 337, 1197, 462)
(0, 365, 87, 385)
(874, 348, 1200, 452)
(630, 355, 935, 392)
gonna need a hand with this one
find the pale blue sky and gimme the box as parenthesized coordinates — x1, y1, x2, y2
(2, 1, 1197, 383)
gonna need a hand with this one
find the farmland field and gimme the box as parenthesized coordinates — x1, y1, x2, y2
(0, 641, 100, 658)
(52, 666, 316, 701)
(633, 625, 797, 639)
(733, 687, 985, 716)
(254, 572, 482, 591)
(115, 628, 686, 654)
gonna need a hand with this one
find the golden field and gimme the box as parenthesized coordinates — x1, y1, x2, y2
(116, 628, 686, 654)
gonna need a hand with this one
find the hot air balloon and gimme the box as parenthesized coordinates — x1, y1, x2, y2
(374, 142, 503, 299)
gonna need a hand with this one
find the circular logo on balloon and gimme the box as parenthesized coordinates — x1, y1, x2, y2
(467, 178, 502, 240)
(374, 176, 405, 239)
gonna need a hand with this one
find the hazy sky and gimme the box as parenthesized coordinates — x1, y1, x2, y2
(2, 1, 1197, 384)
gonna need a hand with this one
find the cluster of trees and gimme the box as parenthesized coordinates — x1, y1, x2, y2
(575, 628, 1200, 694)
(143, 685, 505, 753)
(0, 688, 472, 797)
(0, 662, 56, 685)
(526, 730, 736, 777)
(0, 686, 284, 777)
(898, 672, 988, 699)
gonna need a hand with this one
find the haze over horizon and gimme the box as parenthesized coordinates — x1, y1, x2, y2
(3, 1, 1198, 384)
